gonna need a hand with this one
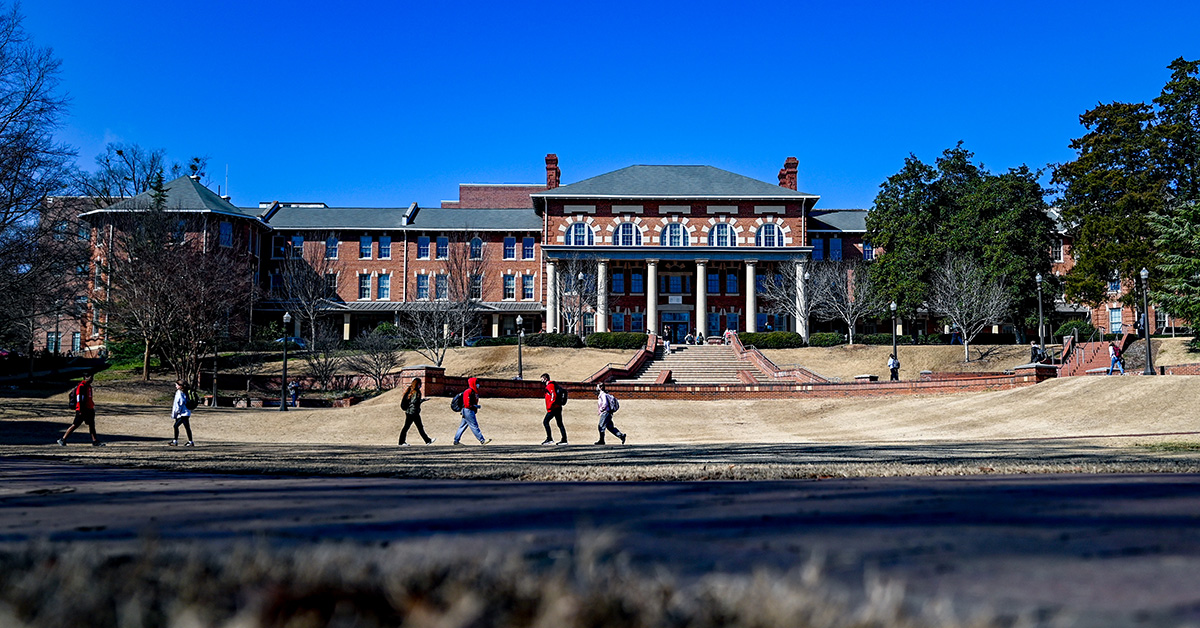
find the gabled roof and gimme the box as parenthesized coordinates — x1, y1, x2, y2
(83, 175, 257, 219)
(531, 165, 817, 203)
(808, 209, 868, 233)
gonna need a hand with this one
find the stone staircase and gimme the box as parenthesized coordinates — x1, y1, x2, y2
(631, 344, 772, 384)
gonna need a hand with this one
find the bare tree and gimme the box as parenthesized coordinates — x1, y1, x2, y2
(810, 260, 886, 345)
(344, 327, 403, 392)
(274, 232, 343, 347)
(554, 251, 601, 338)
(755, 257, 816, 341)
(402, 231, 493, 365)
(228, 343, 266, 403)
(926, 255, 1012, 362)
(303, 327, 345, 392)
(76, 142, 210, 208)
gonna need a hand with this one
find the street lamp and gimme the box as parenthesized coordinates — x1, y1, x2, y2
(1035, 273, 1045, 359)
(890, 301, 898, 364)
(578, 271, 586, 337)
(280, 311, 291, 411)
(1141, 268, 1155, 375)
(516, 314, 524, 380)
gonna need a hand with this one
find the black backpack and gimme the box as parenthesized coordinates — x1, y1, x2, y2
(555, 384, 569, 406)
(67, 386, 78, 409)
(184, 388, 200, 411)
(450, 392, 464, 412)
(400, 392, 411, 412)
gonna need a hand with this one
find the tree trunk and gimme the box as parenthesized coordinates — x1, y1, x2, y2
(142, 340, 151, 381)
(963, 339, 971, 362)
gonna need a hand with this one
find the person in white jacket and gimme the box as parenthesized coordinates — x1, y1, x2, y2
(594, 383, 627, 445)
(170, 380, 194, 446)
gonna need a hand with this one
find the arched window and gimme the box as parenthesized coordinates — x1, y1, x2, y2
(469, 237, 483, 260)
(614, 223, 642, 246)
(567, 222, 594, 246)
(662, 223, 689, 247)
(755, 223, 782, 247)
(708, 223, 733, 246)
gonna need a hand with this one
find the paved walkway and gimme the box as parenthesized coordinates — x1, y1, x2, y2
(2, 458, 1199, 627)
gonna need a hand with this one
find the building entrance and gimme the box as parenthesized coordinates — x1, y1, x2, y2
(661, 312, 691, 344)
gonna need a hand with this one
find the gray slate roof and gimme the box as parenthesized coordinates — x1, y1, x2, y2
(90, 175, 257, 219)
(532, 165, 817, 200)
(265, 206, 409, 230)
(263, 206, 543, 232)
(406, 207, 541, 231)
(808, 209, 868, 232)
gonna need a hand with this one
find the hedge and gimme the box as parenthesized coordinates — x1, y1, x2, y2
(857, 333, 893, 346)
(474, 336, 518, 347)
(1054, 320, 1097, 339)
(807, 332, 846, 347)
(523, 333, 584, 348)
(585, 332, 648, 350)
(737, 332, 806, 349)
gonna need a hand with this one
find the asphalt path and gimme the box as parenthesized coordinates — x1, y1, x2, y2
(2, 458, 1200, 627)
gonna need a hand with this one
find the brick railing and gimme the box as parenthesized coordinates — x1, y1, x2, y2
(728, 333, 830, 384)
(582, 333, 659, 383)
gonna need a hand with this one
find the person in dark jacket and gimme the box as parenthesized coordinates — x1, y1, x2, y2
(540, 372, 568, 445)
(58, 373, 104, 446)
(453, 377, 490, 445)
(399, 377, 435, 446)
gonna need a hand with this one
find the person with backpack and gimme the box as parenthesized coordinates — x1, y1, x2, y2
(58, 373, 104, 446)
(170, 380, 195, 446)
(452, 377, 490, 445)
(398, 377, 434, 446)
(1107, 342, 1125, 375)
(539, 372, 568, 445)
(594, 382, 627, 445)
(887, 353, 900, 381)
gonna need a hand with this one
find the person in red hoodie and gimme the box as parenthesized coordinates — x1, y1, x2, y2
(58, 373, 104, 446)
(453, 377, 491, 445)
(539, 373, 568, 445)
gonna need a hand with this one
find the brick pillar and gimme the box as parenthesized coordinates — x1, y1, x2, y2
(745, 261, 757, 332)
(647, 260, 658, 336)
(696, 260, 707, 338)
(596, 259, 608, 333)
(491, 313, 500, 338)
(546, 261, 558, 333)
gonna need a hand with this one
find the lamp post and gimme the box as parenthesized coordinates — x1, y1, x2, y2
(1141, 268, 1155, 375)
(516, 314, 524, 380)
(578, 271, 586, 337)
(1035, 273, 1045, 358)
(280, 311, 291, 411)
(890, 301, 898, 362)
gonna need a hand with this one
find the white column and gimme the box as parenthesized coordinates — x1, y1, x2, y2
(546, 261, 558, 333)
(596, 260, 609, 333)
(647, 260, 658, 336)
(695, 260, 707, 338)
(745, 261, 757, 332)
(795, 260, 809, 340)
(342, 313, 351, 340)
(491, 313, 500, 338)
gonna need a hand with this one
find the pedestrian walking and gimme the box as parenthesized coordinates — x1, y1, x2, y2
(398, 377, 434, 446)
(288, 381, 300, 407)
(540, 373, 568, 445)
(1107, 342, 1125, 375)
(453, 377, 491, 445)
(594, 383, 627, 445)
(169, 380, 195, 446)
(58, 373, 104, 446)
(887, 353, 900, 381)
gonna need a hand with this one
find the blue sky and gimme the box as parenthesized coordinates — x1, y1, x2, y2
(24, 1, 1200, 209)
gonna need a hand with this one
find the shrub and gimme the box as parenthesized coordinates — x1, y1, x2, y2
(585, 332, 647, 350)
(858, 333, 893, 346)
(807, 332, 846, 347)
(1054, 320, 1097, 339)
(737, 332, 806, 349)
(523, 333, 584, 348)
(920, 333, 944, 345)
(474, 336, 518, 347)
(105, 340, 144, 363)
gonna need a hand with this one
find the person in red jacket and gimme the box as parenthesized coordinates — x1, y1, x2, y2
(453, 377, 490, 445)
(58, 373, 104, 446)
(539, 372, 568, 445)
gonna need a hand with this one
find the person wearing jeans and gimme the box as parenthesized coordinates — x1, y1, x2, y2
(1107, 342, 1125, 375)
(454, 377, 491, 445)
(170, 380, 194, 446)
(594, 383, 626, 445)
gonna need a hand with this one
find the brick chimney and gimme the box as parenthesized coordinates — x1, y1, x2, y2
(545, 153, 560, 190)
(778, 156, 798, 191)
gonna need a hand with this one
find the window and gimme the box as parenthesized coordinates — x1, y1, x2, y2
(708, 273, 720, 294)
(219, 221, 233, 247)
(612, 313, 625, 332)
(379, 236, 391, 259)
(77, 224, 90, 241)
(567, 223, 594, 246)
(324, 235, 338, 258)
(358, 274, 371, 300)
(51, 221, 68, 241)
(436, 236, 449, 259)
(378, 274, 391, 300)
(615, 223, 642, 246)
(523, 237, 535, 259)
(727, 312, 740, 332)
(708, 312, 721, 337)
(503, 274, 516, 300)
(503, 237, 516, 259)
(1109, 307, 1122, 334)
(583, 313, 595, 336)
(94, 264, 102, 288)
(1155, 308, 1167, 332)
(829, 237, 842, 260)
(726, 273, 739, 294)
(812, 237, 825, 261)
(359, 236, 372, 259)
(173, 220, 188, 243)
(416, 275, 429, 299)
(46, 332, 60, 353)
(612, 273, 625, 294)
(522, 275, 534, 300)
(435, 274, 448, 300)
(75, 262, 87, 276)
(756, 223, 781, 247)
(417, 236, 430, 259)
(1108, 272, 1121, 293)
(248, 230, 257, 255)
(291, 234, 304, 253)
(631, 312, 644, 333)
(668, 275, 683, 293)
(662, 223, 688, 246)
(74, 295, 88, 316)
(1052, 238, 1064, 263)
(708, 223, 733, 247)
(269, 272, 282, 293)
(756, 274, 767, 292)
(631, 272, 644, 293)
(71, 332, 80, 353)
(863, 242, 874, 261)
(470, 237, 483, 260)
(324, 273, 338, 296)
(470, 274, 483, 300)
(271, 235, 288, 259)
